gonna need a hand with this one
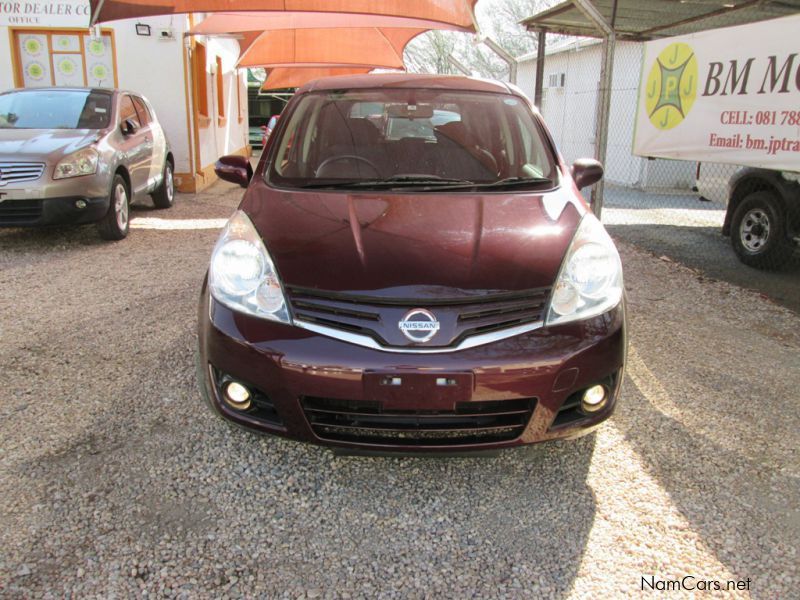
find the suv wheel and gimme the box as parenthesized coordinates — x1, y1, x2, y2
(731, 190, 793, 269)
(97, 174, 130, 240)
(151, 160, 175, 209)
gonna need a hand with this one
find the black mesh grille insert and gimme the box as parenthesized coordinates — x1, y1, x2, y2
(302, 396, 535, 446)
(0, 200, 43, 225)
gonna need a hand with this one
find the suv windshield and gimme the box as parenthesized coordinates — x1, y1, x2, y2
(0, 89, 112, 129)
(269, 89, 557, 190)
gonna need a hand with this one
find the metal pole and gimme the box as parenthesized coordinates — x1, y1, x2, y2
(573, 0, 615, 218)
(481, 37, 518, 85)
(591, 31, 615, 218)
(89, 0, 106, 27)
(447, 54, 471, 76)
(534, 29, 546, 108)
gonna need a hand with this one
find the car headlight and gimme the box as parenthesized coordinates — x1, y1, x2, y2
(209, 210, 291, 324)
(546, 213, 623, 325)
(53, 147, 99, 179)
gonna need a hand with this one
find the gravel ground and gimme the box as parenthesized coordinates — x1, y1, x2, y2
(1, 182, 798, 598)
(603, 186, 800, 314)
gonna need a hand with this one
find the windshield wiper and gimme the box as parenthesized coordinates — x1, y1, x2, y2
(297, 175, 553, 191)
(299, 176, 473, 190)
(432, 176, 555, 191)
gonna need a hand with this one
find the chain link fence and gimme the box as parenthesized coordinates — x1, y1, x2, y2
(516, 19, 800, 277)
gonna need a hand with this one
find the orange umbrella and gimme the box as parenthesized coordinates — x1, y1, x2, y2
(236, 27, 423, 69)
(89, 1, 478, 32)
(261, 66, 377, 90)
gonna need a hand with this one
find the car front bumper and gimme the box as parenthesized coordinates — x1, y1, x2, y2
(0, 196, 109, 227)
(0, 169, 112, 227)
(197, 279, 627, 453)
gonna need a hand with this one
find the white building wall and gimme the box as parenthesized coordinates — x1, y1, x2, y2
(0, 33, 14, 91)
(112, 15, 192, 174)
(519, 39, 695, 189)
(193, 36, 249, 171)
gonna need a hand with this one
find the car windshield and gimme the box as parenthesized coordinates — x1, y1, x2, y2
(0, 89, 112, 129)
(268, 88, 557, 190)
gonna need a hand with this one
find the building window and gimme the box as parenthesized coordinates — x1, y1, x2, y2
(216, 56, 225, 121)
(13, 29, 117, 88)
(193, 42, 209, 118)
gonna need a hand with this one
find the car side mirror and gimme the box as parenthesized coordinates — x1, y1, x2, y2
(571, 158, 604, 190)
(215, 155, 252, 188)
(120, 119, 137, 136)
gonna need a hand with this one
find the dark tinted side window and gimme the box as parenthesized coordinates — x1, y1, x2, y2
(131, 96, 151, 126)
(119, 95, 141, 128)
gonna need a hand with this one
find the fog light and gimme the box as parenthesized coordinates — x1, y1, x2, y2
(75, 199, 87, 209)
(223, 381, 251, 410)
(581, 384, 607, 413)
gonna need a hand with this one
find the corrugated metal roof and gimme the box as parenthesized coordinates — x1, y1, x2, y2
(521, 0, 800, 40)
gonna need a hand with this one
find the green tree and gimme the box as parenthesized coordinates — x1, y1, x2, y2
(405, 0, 550, 79)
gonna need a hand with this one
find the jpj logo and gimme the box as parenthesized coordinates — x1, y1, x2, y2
(645, 42, 698, 130)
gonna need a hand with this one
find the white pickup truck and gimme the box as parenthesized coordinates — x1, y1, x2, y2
(697, 165, 799, 269)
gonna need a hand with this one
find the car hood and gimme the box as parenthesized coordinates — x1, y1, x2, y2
(241, 181, 586, 296)
(0, 129, 101, 162)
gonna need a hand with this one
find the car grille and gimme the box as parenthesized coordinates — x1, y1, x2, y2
(286, 285, 551, 348)
(302, 396, 536, 446)
(0, 162, 46, 186)
(0, 199, 43, 225)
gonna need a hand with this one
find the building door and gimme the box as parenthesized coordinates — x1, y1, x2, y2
(13, 29, 117, 88)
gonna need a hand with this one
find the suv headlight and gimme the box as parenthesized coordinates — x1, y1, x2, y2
(209, 211, 291, 324)
(53, 147, 99, 179)
(546, 213, 623, 325)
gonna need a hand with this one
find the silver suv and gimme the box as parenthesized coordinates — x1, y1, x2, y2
(0, 87, 174, 240)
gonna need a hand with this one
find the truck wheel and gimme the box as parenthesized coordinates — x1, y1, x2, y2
(151, 160, 175, 209)
(731, 191, 793, 269)
(97, 174, 130, 241)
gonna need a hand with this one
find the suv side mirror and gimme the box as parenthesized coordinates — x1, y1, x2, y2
(120, 118, 137, 136)
(215, 155, 252, 188)
(571, 158, 604, 190)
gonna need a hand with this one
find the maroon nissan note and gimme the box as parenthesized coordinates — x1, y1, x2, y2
(197, 74, 626, 453)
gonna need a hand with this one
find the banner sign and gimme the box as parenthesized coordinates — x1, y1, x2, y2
(633, 14, 800, 172)
(0, 1, 90, 28)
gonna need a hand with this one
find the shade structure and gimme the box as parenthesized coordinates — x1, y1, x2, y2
(189, 11, 468, 35)
(236, 27, 423, 69)
(89, 1, 478, 32)
(520, 0, 800, 40)
(261, 67, 373, 90)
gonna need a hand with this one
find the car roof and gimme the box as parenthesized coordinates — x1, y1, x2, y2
(2, 87, 133, 97)
(297, 73, 523, 97)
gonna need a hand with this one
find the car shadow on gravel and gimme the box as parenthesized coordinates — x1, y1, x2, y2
(5, 381, 598, 597)
(305, 436, 598, 595)
(607, 223, 800, 314)
(0, 224, 107, 250)
(0, 203, 177, 249)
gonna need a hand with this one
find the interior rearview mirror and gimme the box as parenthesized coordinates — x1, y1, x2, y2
(215, 155, 253, 188)
(571, 158, 604, 190)
(387, 103, 434, 119)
